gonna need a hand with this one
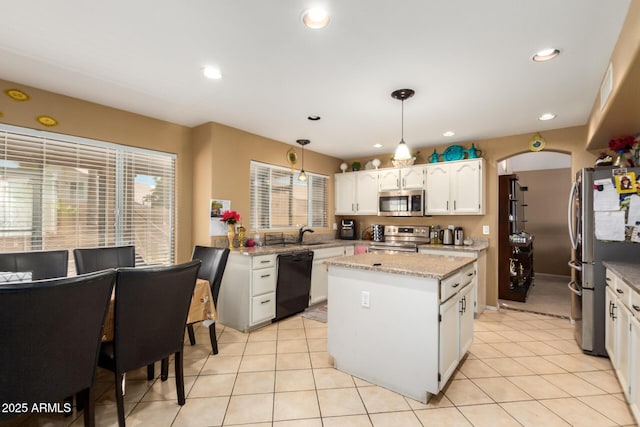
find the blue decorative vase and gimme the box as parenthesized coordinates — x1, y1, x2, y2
(466, 144, 479, 159)
(429, 150, 439, 163)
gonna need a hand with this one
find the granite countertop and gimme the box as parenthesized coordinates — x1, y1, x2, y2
(326, 252, 475, 280)
(602, 261, 640, 294)
(231, 240, 361, 256)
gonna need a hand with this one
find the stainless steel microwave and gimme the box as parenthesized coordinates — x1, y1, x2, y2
(378, 190, 424, 217)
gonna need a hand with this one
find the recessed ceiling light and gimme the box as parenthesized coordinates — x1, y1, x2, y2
(203, 67, 222, 79)
(532, 48, 560, 62)
(443, 131, 455, 137)
(302, 8, 330, 29)
(373, 143, 383, 148)
(538, 113, 556, 121)
(308, 115, 321, 121)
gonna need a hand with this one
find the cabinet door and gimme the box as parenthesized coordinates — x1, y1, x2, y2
(459, 283, 475, 356)
(451, 160, 483, 214)
(310, 259, 328, 305)
(355, 171, 379, 214)
(379, 169, 400, 191)
(401, 166, 425, 190)
(439, 295, 459, 388)
(335, 173, 356, 214)
(617, 303, 631, 399)
(605, 286, 617, 367)
(630, 315, 640, 418)
(425, 164, 450, 214)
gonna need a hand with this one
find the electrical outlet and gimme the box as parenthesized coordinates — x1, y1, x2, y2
(332, 223, 338, 230)
(361, 291, 370, 308)
(448, 225, 454, 230)
(483, 225, 490, 235)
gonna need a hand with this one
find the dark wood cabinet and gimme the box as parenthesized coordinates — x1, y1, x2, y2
(498, 174, 534, 302)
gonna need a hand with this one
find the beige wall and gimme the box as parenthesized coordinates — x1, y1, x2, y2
(342, 125, 596, 308)
(191, 122, 342, 246)
(0, 79, 195, 262)
(515, 169, 572, 276)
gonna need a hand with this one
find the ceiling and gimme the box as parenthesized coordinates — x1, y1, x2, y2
(0, 1, 631, 160)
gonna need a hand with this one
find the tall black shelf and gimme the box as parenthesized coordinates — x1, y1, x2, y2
(499, 175, 534, 302)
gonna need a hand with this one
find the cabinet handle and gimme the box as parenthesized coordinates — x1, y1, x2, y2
(611, 303, 617, 320)
(261, 299, 271, 304)
(356, 203, 359, 211)
(261, 274, 271, 278)
(459, 299, 464, 314)
(633, 304, 640, 312)
(446, 201, 449, 210)
(605, 277, 611, 282)
(454, 200, 457, 210)
(616, 289, 624, 295)
(402, 178, 405, 187)
(352, 203, 355, 211)
(397, 178, 400, 188)
(260, 260, 270, 263)
(466, 272, 473, 277)
(452, 282, 460, 288)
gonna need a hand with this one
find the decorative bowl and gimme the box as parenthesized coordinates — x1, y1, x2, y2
(392, 158, 415, 168)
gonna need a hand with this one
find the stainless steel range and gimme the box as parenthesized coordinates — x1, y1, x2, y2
(368, 225, 430, 252)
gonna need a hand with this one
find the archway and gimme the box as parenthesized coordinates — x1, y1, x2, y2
(497, 151, 572, 317)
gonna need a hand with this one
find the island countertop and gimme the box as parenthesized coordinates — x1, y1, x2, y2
(325, 252, 475, 280)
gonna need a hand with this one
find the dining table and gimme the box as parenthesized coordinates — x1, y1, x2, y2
(102, 278, 216, 341)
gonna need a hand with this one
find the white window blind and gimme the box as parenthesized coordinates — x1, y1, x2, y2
(250, 161, 327, 231)
(0, 125, 175, 272)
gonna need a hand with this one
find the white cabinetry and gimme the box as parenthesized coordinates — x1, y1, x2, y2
(335, 171, 378, 215)
(310, 246, 351, 305)
(439, 264, 475, 386)
(631, 313, 640, 422)
(425, 159, 484, 215)
(419, 247, 486, 314)
(605, 268, 638, 411)
(378, 166, 425, 191)
(218, 254, 277, 332)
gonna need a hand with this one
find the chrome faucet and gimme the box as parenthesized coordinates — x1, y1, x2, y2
(298, 225, 314, 244)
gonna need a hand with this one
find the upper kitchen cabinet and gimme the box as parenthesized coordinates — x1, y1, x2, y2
(378, 165, 425, 191)
(335, 171, 378, 215)
(425, 159, 485, 215)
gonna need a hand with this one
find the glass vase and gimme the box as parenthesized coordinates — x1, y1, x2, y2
(613, 150, 626, 167)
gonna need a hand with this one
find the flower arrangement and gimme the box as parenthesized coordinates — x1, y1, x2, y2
(608, 135, 636, 153)
(220, 210, 241, 225)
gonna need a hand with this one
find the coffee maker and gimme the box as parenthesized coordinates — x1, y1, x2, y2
(339, 219, 356, 240)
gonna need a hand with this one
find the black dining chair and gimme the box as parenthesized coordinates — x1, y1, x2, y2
(98, 260, 201, 427)
(73, 245, 136, 275)
(0, 249, 69, 280)
(0, 270, 116, 426)
(186, 246, 230, 355)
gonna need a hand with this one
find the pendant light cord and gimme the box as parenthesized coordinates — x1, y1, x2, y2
(401, 99, 404, 141)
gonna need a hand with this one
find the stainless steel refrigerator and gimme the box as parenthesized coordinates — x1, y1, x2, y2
(568, 167, 640, 356)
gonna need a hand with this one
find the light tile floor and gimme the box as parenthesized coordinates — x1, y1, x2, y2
(499, 274, 571, 319)
(3, 309, 637, 427)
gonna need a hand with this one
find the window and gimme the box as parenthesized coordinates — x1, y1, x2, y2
(250, 161, 327, 231)
(0, 124, 175, 271)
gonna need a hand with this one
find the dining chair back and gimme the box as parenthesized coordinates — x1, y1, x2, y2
(186, 246, 230, 354)
(0, 249, 69, 280)
(73, 245, 135, 274)
(0, 270, 116, 425)
(98, 260, 201, 427)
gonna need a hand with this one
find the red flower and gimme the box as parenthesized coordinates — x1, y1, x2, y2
(608, 135, 635, 153)
(220, 210, 241, 225)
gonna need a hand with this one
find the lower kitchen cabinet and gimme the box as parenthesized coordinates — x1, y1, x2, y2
(217, 253, 277, 332)
(419, 247, 486, 314)
(439, 264, 475, 386)
(631, 314, 640, 421)
(604, 265, 640, 424)
(310, 246, 351, 305)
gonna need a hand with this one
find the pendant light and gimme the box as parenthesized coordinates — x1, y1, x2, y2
(296, 139, 310, 182)
(391, 88, 415, 161)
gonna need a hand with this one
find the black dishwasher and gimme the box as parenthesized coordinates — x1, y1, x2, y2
(275, 250, 314, 321)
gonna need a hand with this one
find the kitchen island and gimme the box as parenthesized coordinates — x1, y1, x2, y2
(326, 252, 476, 403)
